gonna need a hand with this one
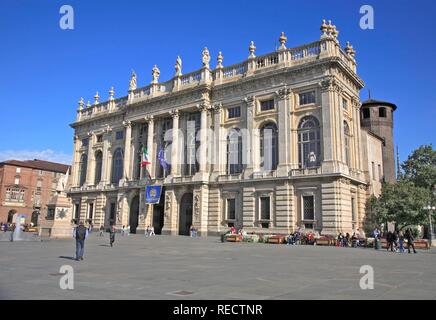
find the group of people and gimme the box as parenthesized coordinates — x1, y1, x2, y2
(381, 228, 417, 254)
(0, 222, 14, 232)
(337, 230, 366, 248)
(145, 225, 156, 237)
(189, 225, 198, 237)
(287, 230, 319, 245)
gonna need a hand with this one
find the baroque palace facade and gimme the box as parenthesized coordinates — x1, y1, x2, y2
(68, 21, 395, 236)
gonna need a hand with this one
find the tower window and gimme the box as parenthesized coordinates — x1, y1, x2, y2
(362, 108, 370, 119)
(379, 107, 386, 118)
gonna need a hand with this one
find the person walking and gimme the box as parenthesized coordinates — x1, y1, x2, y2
(99, 225, 104, 237)
(149, 225, 155, 236)
(145, 225, 150, 237)
(73, 221, 88, 261)
(398, 230, 405, 253)
(386, 231, 393, 252)
(109, 225, 116, 247)
(121, 225, 125, 237)
(405, 228, 417, 254)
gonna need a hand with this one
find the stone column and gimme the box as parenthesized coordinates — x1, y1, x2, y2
(71, 135, 80, 187)
(122, 120, 132, 181)
(100, 126, 112, 185)
(169, 110, 180, 176)
(195, 103, 208, 179)
(145, 115, 155, 179)
(276, 87, 291, 176)
(243, 96, 255, 179)
(85, 132, 95, 186)
(211, 103, 224, 178)
(161, 190, 177, 235)
(320, 76, 340, 173)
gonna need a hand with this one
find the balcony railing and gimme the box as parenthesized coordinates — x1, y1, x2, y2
(75, 37, 358, 122)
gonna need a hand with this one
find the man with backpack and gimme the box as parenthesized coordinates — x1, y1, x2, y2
(73, 221, 89, 261)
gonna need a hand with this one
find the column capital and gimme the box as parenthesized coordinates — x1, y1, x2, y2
(243, 95, 255, 106)
(87, 131, 94, 137)
(169, 109, 179, 118)
(122, 120, 132, 128)
(104, 125, 113, 133)
(211, 102, 223, 114)
(351, 96, 361, 109)
(319, 76, 337, 92)
(144, 115, 154, 123)
(196, 102, 209, 112)
(275, 86, 292, 100)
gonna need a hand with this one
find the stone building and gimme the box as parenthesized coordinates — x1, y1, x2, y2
(68, 21, 395, 236)
(0, 159, 71, 226)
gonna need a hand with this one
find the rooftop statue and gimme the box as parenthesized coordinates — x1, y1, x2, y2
(129, 70, 137, 91)
(175, 56, 182, 76)
(202, 47, 210, 68)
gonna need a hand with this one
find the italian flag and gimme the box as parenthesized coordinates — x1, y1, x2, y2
(141, 146, 151, 167)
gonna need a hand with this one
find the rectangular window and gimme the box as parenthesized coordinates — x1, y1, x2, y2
(82, 138, 89, 147)
(5, 188, 25, 202)
(115, 130, 124, 140)
(14, 177, 20, 185)
(371, 161, 376, 180)
(379, 107, 386, 117)
(88, 203, 94, 220)
(299, 91, 316, 105)
(342, 98, 348, 109)
(16, 167, 21, 173)
(39, 170, 44, 176)
(47, 208, 55, 220)
(378, 164, 383, 182)
(303, 196, 315, 220)
(362, 108, 370, 119)
(96, 134, 103, 143)
(228, 106, 241, 119)
(74, 203, 80, 221)
(260, 99, 275, 111)
(110, 203, 116, 222)
(260, 197, 271, 220)
(37, 180, 42, 188)
(227, 198, 236, 220)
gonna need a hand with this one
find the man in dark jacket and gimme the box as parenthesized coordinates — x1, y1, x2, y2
(73, 221, 89, 261)
(405, 228, 417, 254)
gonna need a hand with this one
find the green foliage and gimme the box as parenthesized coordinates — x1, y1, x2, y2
(401, 144, 436, 192)
(371, 180, 432, 230)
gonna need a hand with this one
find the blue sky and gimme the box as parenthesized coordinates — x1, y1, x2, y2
(0, 0, 435, 164)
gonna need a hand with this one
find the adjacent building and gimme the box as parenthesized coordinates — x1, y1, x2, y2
(68, 21, 396, 236)
(0, 159, 70, 226)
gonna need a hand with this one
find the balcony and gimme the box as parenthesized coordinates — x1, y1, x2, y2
(290, 167, 322, 177)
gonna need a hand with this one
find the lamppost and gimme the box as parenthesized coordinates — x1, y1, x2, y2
(424, 185, 436, 246)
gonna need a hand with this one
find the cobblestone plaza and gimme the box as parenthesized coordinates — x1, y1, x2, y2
(1, 234, 435, 299)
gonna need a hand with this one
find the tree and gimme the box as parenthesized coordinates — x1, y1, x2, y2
(370, 180, 432, 230)
(401, 144, 436, 191)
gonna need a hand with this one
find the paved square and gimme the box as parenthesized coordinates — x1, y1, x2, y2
(1, 234, 435, 299)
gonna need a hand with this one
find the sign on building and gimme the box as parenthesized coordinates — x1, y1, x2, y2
(145, 186, 162, 204)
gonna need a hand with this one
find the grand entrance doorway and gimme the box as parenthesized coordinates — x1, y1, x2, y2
(179, 193, 193, 236)
(7, 210, 16, 223)
(31, 211, 39, 226)
(153, 187, 165, 234)
(129, 195, 139, 233)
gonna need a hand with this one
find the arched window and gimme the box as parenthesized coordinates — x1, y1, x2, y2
(298, 116, 321, 168)
(94, 151, 103, 185)
(260, 122, 278, 171)
(79, 153, 88, 186)
(227, 128, 243, 174)
(111, 148, 124, 184)
(344, 121, 351, 167)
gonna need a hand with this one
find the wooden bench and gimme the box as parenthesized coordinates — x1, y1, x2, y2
(267, 235, 286, 244)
